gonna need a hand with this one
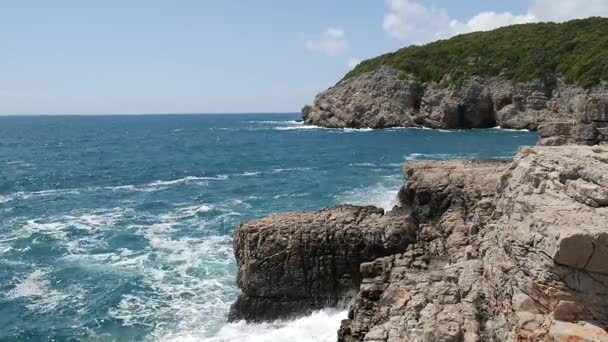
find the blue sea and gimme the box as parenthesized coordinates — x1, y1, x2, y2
(0, 114, 537, 341)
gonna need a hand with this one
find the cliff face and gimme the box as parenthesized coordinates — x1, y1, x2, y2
(229, 146, 608, 341)
(228, 205, 416, 322)
(303, 67, 608, 145)
(340, 146, 608, 341)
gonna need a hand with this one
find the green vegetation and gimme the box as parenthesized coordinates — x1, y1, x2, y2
(344, 17, 608, 88)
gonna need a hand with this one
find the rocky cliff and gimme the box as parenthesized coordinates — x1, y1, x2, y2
(229, 146, 608, 341)
(228, 205, 417, 322)
(302, 18, 608, 145)
(303, 67, 608, 146)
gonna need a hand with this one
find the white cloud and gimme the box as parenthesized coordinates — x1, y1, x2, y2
(382, 0, 453, 43)
(451, 12, 536, 34)
(347, 57, 361, 69)
(382, 0, 608, 44)
(305, 27, 349, 56)
(529, 0, 608, 22)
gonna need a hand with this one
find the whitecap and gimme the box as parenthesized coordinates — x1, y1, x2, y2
(273, 125, 321, 131)
(273, 193, 310, 199)
(162, 309, 347, 342)
(342, 127, 374, 132)
(237, 171, 261, 177)
(6, 269, 84, 313)
(489, 126, 531, 132)
(272, 167, 312, 173)
(335, 175, 402, 211)
(108, 232, 238, 338)
(147, 175, 228, 187)
(248, 120, 303, 125)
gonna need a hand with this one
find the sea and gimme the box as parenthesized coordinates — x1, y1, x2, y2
(0, 114, 538, 341)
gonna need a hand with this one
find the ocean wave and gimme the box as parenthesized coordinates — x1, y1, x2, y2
(489, 126, 531, 132)
(273, 125, 320, 131)
(403, 152, 478, 161)
(342, 127, 374, 132)
(248, 120, 302, 125)
(147, 175, 228, 187)
(273, 192, 310, 199)
(335, 175, 402, 211)
(5, 160, 34, 167)
(6, 269, 85, 314)
(236, 171, 261, 177)
(272, 167, 312, 173)
(0, 175, 229, 203)
(161, 309, 347, 342)
(109, 231, 238, 339)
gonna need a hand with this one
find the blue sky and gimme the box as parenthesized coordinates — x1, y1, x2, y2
(1, 0, 605, 114)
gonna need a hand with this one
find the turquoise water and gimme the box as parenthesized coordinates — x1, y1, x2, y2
(0, 114, 537, 341)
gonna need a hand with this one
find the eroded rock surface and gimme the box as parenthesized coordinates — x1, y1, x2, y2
(303, 67, 608, 145)
(228, 205, 416, 322)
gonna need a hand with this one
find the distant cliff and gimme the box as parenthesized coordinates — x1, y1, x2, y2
(303, 17, 608, 145)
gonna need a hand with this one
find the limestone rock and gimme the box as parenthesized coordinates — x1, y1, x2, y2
(228, 146, 608, 341)
(228, 205, 417, 322)
(339, 146, 608, 341)
(303, 67, 608, 145)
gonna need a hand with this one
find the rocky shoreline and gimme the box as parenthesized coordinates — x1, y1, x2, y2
(302, 67, 608, 146)
(228, 146, 608, 341)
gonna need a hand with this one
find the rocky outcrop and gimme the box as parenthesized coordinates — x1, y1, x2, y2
(303, 67, 608, 145)
(228, 205, 416, 322)
(339, 146, 608, 341)
(229, 146, 608, 341)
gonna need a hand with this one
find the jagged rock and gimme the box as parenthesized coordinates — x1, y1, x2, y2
(228, 205, 417, 322)
(303, 67, 608, 145)
(339, 146, 608, 341)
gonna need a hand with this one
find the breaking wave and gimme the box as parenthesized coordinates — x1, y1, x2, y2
(174, 309, 348, 342)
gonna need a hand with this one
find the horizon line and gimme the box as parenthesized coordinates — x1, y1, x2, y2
(0, 112, 301, 117)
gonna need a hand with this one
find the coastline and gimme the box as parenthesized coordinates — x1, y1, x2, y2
(228, 145, 608, 341)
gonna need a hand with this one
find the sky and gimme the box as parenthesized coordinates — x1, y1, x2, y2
(1, 0, 607, 115)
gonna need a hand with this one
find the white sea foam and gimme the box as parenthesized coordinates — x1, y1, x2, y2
(273, 125, 321, 131)
(342, 127, 374, 132)
(272, 167, 312, 173)
(0, 194, 12, 204)
(237, 171, 261, 176)
(249, 120, 302, 125)
(6, 269, 84, 313)
(159, 309, 347, 342)
(109, 230, 238, 339)
(147, 175, 228, 187)
(0, 175, 228, 204)
(335, 174, 402, 211)
(490, 126, 531, 132)
(273, 192, 310, 199)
